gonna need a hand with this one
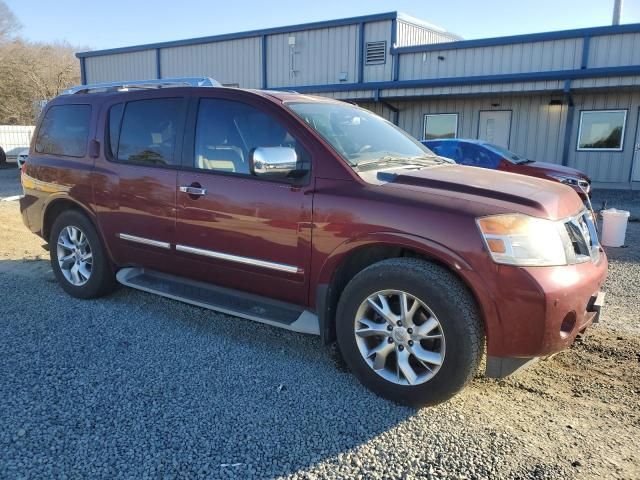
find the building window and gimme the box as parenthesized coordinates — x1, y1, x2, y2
(423, 114, 458, 140)
(577, 110, 627, 151)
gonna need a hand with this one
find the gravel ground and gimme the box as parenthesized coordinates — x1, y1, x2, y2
(591, 189, 640, 220)
(0, 168, 638, 479)
(0, 163, 22, 198)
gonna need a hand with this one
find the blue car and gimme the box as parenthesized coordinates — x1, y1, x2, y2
(422, 138, 591, 198)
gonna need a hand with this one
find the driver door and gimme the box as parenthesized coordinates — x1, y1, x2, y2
(172, 95, 314, 305)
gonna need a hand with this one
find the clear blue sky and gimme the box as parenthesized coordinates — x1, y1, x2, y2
(6, 0, 640, 50)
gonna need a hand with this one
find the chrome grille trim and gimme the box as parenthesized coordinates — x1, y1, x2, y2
(562, 210, 600, 264)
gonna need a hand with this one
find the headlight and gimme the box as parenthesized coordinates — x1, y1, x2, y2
(548, 174, 590, 194)
(476, 214, 567, 266)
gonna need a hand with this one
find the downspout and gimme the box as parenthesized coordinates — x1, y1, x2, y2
(374, 89, 400, 125)
(561, 79, 575, 167)
(390, 17, 399, 81)
(262, 35, 268, 89)
(358, 22, 365, 83)
(80, 57, 87, 85)
(155, 48, 162, 79)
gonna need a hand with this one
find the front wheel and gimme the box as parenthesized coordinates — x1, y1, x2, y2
(336, 258, 484, 407)
(50, 210, 116, 299)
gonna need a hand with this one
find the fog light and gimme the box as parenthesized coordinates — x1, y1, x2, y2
(560, 311, 577, 338)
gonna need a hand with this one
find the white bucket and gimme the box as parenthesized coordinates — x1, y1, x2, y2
(601, 208, 630, 247)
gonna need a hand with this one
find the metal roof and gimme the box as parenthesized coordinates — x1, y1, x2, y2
(77, 11, 455, 59)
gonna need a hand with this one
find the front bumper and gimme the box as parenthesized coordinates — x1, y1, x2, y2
(482, 249, 608, 362)
(486, 289, 605, 377)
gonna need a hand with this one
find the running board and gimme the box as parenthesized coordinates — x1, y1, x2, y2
(116, 267, 320, 335)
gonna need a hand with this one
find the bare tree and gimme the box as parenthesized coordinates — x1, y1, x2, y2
(0, 2, 80, 124)
(0, 0, 21, 41)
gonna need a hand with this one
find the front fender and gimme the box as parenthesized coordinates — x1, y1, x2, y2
(313, 231, 501, 352)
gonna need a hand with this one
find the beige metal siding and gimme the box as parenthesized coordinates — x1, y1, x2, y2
(588, 33, 640, 68)
(363, 21, 393, 82)
(357, 102, 396, 122)
(395, 95, 568, 164)
(396, 20, 459, 47)
(266, 24, 359, 88)
(317, 90, 376, 100)
(566, 91, 639, 184)
(160, 37, 262, 88)
(573, 75, 640, 89)
(385, 80, 565, 98)
(84, 50, 157, 83)
(398, 38, 583, 80)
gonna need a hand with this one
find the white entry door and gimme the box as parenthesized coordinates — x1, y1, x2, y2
(478, 110, 512, 148)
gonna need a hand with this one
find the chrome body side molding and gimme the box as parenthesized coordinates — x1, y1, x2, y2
(175, 244, 301, 274)
(118, 233, 171, 250)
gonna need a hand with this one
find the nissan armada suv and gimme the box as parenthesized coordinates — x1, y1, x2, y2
(20, 78, 607, 406)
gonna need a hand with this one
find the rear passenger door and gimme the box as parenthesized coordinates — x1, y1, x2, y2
(173, 93, 314, 306)
(93, 92, 188, 272)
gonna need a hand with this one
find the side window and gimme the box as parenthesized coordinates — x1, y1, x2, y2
(117, 98, 183, 166)
(194, 98, 310, 180)
(107, 103, 124, 159)
(459, 144, 500, 168)
(35, 105, 91, 157)
(431, 142, 462, 162)
(477, 148, 501, 169)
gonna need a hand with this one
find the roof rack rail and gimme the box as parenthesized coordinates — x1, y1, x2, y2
(61, 77, 221, 95)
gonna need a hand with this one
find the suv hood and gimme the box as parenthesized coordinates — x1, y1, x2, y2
(371, 164, 584, 220)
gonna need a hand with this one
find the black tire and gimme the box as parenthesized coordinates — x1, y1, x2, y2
(49, 210, 116, 299)
(0, 147, 6, 165)
(336, 258, 484, 407)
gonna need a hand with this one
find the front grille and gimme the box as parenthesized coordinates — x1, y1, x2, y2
(563, 212, 599, 263)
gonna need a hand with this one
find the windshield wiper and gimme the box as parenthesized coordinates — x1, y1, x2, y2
(354, 154, 448, 169)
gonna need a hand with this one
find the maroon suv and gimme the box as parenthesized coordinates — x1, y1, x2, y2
(20, 78, 607, 406)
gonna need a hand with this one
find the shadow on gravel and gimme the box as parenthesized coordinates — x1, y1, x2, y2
(0, 260, 417, 479)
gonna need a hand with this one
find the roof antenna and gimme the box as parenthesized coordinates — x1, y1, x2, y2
(612, 0, 623, 25)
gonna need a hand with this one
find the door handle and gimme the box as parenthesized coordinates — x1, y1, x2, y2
(179, 185, 207, 196)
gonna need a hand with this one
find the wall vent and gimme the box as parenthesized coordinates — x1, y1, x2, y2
(365, 41, 387, 65)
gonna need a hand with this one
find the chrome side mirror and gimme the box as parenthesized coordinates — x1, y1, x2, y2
(250, 147, 298, 177)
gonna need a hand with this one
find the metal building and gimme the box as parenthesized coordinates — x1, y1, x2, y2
(76, 11, 640, 189)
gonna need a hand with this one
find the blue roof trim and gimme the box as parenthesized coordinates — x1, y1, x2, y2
(269, 65, 640, 93)
(391, 22, 640, 54)
(76, 11, 399, 58)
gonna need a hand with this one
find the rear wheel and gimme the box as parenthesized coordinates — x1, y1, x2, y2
(336, 258, 484, 407)
(49, 210, 116, 298)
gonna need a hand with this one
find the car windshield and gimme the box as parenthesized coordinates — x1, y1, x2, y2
(483, 143, 530, 164)
(287, 102, 445, 169)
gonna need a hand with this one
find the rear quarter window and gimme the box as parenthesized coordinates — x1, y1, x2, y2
(35, 105, 92, 157)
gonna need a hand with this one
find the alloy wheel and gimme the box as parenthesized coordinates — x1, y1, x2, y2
(354, 289, 446, 386)
(56, 226, 93, 286)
